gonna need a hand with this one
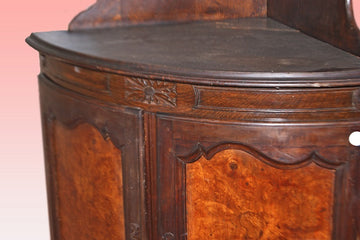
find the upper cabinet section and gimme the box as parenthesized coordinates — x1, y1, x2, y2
(69, 0, 266, 30)
(68, 0, 360, 57)
(268, 0, 360, 56)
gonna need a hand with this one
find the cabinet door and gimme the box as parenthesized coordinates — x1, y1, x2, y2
(154, 115, 360, 240)
(39, 75, 146, 240)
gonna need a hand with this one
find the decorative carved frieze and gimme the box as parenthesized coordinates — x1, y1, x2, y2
(125, 77, 177, 107)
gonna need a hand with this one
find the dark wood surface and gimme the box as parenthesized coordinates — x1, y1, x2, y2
(27, 18, 360, 87)
(39, 75, 147, 239)
(268, 0, 360, 57)
(34, 53, 360, 239)
(68, 0, 360, 57)
(69, 0, 266, 30)
(27, 5, 360, 239)
(37, 55, 360, 123)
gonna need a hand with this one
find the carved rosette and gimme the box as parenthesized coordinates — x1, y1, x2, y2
(125, 77, 177, 107)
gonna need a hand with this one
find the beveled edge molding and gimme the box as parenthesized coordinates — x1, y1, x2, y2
(176, 142, 344, 170)
(125, 76, 177, 107)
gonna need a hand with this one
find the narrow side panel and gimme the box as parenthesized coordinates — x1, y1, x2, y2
(39, 74, 146, 239)
(54, 122, 126, 239)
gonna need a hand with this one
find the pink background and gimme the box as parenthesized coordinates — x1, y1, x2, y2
(0, 1, 359, 239)
(0, 1, 94, 239)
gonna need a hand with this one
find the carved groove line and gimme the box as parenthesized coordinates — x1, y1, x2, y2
(125, 77, 177, 107)
(43, 112, 61, 239)
(177, 142, 343, 170)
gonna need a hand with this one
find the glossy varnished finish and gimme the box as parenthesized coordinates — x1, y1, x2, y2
(28, 5, 360, 240)
(186, 150, 334, 239)
(157, 116, 358, 239)
(69, 0, 266, 30)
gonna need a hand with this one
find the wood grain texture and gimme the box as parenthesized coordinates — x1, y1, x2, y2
(27, 18, 360, 84)
(37, 56, 360, 124)
(186, 149, 335, 240)
(28, 7, 360, 238)
(36, 67, 360, 240)
(155, 115, 360, 239)
(69, 0, 266, 30)
(194, 86, 358, 112)
(39, 75, 146, 240)
(268, 0, 360, 56)
(54, 122, 125, 240)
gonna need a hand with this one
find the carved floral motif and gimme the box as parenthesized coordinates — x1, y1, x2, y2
(130, 223, 140, 240)
(162, 232, 175, 240)
(125, 77, 177, 107)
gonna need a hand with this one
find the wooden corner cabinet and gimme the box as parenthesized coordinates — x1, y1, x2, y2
(27, 0, 360, 239)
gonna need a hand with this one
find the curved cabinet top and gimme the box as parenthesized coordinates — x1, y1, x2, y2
(27, 18, 360, 88)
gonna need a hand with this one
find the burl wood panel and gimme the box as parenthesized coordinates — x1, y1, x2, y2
(186, 149, 335, 240)
(53, 122, 125, 240)
(69, 0, 266, 30)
